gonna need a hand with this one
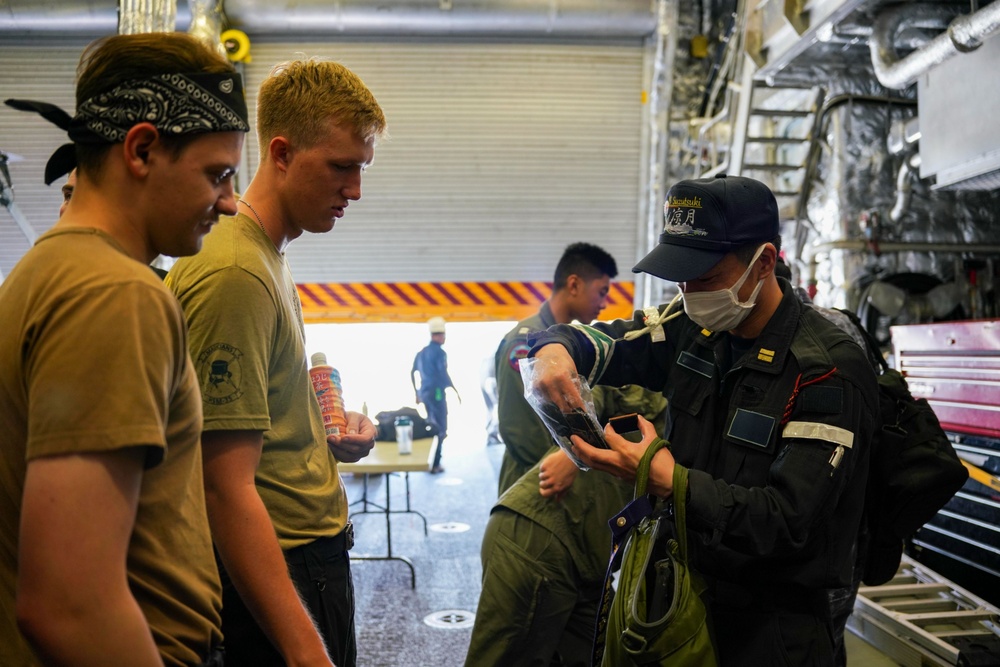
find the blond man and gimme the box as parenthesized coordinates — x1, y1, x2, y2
(167, 59, 386, 667)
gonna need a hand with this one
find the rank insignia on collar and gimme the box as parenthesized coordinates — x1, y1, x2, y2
(757, 348, 776, 363)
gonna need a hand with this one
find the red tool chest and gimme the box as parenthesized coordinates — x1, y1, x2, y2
(890, 320, 1000, 605)
(891, 320, 1000, 439)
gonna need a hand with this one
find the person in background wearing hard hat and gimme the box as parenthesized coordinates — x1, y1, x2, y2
(412, 317, 460, 474)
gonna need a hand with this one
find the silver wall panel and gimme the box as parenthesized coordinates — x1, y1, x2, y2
(243, 40, 645, 283)
(0, 38, 645, 284)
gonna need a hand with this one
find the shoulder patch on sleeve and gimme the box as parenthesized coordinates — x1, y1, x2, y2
(508, 342, 531, 371)
(800, 385, 843, 414)
(197, 342, 245, 405)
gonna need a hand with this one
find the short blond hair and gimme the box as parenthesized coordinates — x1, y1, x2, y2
(256, 58, 387, 161)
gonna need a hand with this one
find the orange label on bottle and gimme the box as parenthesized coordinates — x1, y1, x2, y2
(309, 365, 347, 437)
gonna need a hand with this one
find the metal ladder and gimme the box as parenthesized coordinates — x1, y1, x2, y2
(849, 554, 1000, 666)
(739, 83, 825, 219)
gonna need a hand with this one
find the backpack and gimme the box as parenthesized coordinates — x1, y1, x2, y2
(830, 308, 969, 585)
(373, 406, 439, 442)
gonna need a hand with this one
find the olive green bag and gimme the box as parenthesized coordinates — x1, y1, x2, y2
(595, 439, 717, 667)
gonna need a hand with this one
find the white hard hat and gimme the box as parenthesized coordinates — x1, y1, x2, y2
(428, 316, 447, 334)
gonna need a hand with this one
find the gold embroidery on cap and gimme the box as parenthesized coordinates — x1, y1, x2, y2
(667, 196, 702, 208)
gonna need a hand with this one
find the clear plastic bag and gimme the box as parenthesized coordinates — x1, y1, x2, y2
(518, 355, 608, 470)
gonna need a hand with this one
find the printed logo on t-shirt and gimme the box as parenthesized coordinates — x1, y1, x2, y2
(197, 342, 244, 405)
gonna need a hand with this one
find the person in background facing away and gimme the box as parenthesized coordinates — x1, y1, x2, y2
(528, 175, 877, 667)
(167, 58, 385, 667)
(0, 32, 248, 666)
(411, 317, 460, 474)
(494, 241, 619, 495)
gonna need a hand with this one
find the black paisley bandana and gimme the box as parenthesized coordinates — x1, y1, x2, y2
(5, 72, 249, 184)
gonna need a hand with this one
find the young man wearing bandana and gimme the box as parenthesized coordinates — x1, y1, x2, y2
(526, 175, 878, 666)
(0, 33, 248, 666)
(167, 60, 386, 667)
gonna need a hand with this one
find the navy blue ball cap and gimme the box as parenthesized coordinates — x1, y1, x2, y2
(632, 175, 779, 282)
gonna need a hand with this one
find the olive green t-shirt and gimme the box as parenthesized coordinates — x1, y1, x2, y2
(0, 227, 222, 666)
(167, 214, 347, 549)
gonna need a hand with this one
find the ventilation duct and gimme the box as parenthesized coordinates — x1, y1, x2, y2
(0, 1, 192, 33)
(870, 0, 1000, 90)
(119, 0, 176, 33)
(918, 29, 1000, 190)
(0, 0, 655, 38)
(224, 0, 654, 38)
(187, 0, 225, 56)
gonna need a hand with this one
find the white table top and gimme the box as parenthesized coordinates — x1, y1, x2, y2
(338, 438, 435, 474)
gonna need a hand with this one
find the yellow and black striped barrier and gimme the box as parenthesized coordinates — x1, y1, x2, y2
(297, 280, 636, 324)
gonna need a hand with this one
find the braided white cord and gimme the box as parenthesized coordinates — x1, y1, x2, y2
(622, 292, 683, 341)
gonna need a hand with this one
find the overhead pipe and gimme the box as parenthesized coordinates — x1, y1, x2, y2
(887, 115, 921, 223)
(870, 1, 1000, 89)
(889, 153, 921, 223)
(118, 0, 176, 34)
(222, 0, 656, 38)
(187, 0, 226, 57)
(0, 0, 654, 37)
(0, 1, 191, 34)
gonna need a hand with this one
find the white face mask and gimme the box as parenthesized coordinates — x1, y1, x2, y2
(682, 245, 766, 332)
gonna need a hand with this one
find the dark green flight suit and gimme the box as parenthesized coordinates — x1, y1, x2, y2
(465, 385, 667, 667)
(494, 301, 557, 495)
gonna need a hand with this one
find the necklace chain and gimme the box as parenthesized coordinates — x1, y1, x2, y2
(239, 200, 268, 237)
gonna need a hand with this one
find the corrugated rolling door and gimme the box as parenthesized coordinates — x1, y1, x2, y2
(242, 39, 645, 322)
(0, 37, 90, 279)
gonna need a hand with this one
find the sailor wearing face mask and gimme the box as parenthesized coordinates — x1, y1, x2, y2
(526, 175, 878, 667)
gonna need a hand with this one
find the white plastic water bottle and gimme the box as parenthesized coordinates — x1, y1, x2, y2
(395, 415, 413, 455)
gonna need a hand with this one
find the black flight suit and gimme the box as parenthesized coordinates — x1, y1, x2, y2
(530, 281, 877, 667)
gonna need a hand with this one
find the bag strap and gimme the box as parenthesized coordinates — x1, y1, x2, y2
(635, 437, 670, 498)
(672, 462, 690, 562)
(591, 437, 671, 666)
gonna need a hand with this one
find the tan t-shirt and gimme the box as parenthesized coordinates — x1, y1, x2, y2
(0, 227, 222, 666)
(167, 214, 347, 549)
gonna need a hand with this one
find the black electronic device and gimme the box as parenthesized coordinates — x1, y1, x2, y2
(562, 407, 609, 449)
(608, 412, 641, 436)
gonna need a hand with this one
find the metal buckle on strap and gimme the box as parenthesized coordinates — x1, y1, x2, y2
(344, 520, 355, 551)
(620, 627, 649, 655)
